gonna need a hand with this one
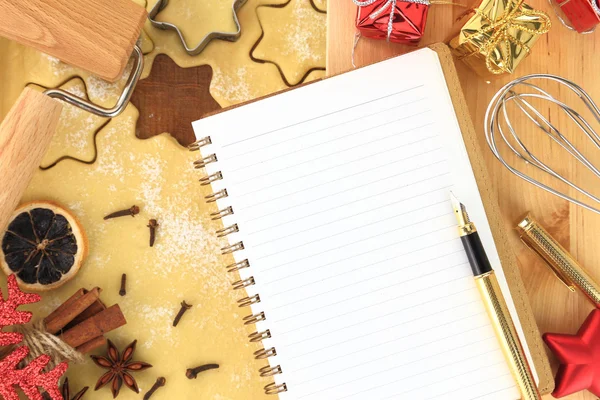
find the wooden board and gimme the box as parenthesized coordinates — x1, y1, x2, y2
(327, 1, 600, 399)
(0, 0, 147, 82)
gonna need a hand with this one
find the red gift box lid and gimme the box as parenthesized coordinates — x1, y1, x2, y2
(355, 1, 429, 44)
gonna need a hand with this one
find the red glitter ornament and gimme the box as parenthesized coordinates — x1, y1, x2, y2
(543, 309, 600, 398)
(0, 346, 67, 400)
(0, 274, 40, 346)
(0, 274, 68, 400)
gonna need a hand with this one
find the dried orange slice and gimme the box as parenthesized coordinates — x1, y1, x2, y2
(1, 202, 88, 291)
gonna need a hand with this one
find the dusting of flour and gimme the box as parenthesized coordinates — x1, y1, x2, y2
(211, 66, 254, 105)
(283, 0, 326, 63)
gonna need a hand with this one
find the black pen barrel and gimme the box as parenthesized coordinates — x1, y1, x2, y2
(460, 231, 493, 276)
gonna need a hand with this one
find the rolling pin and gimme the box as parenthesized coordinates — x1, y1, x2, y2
(0, 0, 147, 233)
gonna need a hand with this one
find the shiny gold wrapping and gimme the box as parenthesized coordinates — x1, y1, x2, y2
(475, 272, 541, 400)
(449, 0, 551, 75)
(517, 214, 600, 306)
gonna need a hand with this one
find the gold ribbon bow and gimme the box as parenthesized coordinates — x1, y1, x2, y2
(462, 0, 551, 74)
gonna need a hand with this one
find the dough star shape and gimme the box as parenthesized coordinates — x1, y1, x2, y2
(310, 0, 327, 13)
(27, 78, 111, 170)
(251, 0, 327, 86)
(130, 54, 221, 147)
(543, 309, 600, 398)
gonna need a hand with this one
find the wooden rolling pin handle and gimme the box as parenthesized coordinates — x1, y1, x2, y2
(0, 88, 63, 234)
(0, 0, 147, 82)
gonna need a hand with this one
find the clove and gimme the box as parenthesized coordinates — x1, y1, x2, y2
(147, 219, 158, 247)
(186, 364, 219, 379)
(104, 205, 140, 220)
(119, 273, 127, 296)
(173, 301, 192, 327)
(143, 377, 166, 400)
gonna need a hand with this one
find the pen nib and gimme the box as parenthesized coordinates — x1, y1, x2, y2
(450, 191, 470, 226)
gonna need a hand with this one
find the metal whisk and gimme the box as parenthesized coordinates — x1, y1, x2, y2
(485, 74, 600, 214)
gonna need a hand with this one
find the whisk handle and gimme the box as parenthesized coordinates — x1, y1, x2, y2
(0, 88, 63, 234)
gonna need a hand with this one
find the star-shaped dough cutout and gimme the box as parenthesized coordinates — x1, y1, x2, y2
(310, 0, 327, 13)
(251, 0, 327, 86)
(27, 78, 112, 170)
(130, 54, 221, 147)
(543, 309, 600, 397)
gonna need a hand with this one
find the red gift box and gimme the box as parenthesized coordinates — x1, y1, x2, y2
(557, 0, 600, 32)
(355, 0, 430, 44)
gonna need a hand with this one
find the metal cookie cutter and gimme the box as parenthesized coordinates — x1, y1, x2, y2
(44, 44, 144, 118)
(149, 0, 248, 56)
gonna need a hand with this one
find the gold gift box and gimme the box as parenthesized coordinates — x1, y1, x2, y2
(449, 0, 551, 76)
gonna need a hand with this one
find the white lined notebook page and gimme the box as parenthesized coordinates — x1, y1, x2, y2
(193, 48, 533, 400)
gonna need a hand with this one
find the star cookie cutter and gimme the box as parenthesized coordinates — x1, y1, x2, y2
(149, 0, 248, 55)
(45, 45, 144, 118)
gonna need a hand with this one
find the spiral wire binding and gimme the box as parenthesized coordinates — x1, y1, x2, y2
(189, 136, 288, 395)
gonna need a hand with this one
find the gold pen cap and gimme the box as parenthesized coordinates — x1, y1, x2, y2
(516, 213, 600, 306)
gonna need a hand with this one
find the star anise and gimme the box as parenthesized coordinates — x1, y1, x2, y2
(42, 378, 88, 400)
(63, 378, 88, 400)
(91, 339, 152, 398)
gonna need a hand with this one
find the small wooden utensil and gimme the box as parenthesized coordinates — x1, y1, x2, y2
(0, 0, 147, 235)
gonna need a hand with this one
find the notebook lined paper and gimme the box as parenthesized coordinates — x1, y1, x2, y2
(193, 48, 533, 400)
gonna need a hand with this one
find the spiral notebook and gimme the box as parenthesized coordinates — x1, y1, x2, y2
(190, 47, 550, 399)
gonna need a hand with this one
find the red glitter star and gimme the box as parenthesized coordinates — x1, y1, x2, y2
(543, 309, 600, 398)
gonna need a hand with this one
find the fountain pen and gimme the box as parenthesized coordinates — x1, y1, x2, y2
(450, 193, 541, 400)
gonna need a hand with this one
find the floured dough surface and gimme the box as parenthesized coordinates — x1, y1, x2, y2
(5, 106, 272, 399)
(0, 0, 327, 398)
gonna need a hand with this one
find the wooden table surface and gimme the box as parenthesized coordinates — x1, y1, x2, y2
(327, 1, 600, 399)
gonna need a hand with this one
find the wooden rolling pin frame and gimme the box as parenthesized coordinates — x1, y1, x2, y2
(0, 0, 147, 238)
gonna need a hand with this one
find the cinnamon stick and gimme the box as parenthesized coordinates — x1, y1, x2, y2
(60, 304, 126, 348)
(76, 335, 107, 354)
(44, 288, 86, 325)
(64, 299, 106, 331)
(44, 288, 101, 334)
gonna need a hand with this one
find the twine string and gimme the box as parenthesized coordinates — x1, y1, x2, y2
(13, 321, 85, 369)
